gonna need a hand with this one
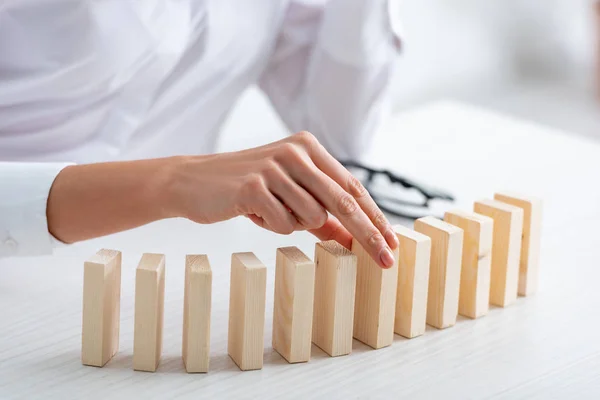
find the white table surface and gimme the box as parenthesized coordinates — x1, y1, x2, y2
(2, 101, 600, 399)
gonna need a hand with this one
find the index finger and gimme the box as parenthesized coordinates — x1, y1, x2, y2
(303, 168, 396, 268)
(303, 135, 399, 251)
(281, 146, 395, 268)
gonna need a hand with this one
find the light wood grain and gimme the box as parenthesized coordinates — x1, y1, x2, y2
(81, 249, 121, 367)
(272, 247, 315, 363)
(474, 199, 524, 307)
(351, 238, 399, 349)
(312, 241, 357, 357)
(494, 192, 543, 296)
(444, 210, 493, 319)
(3, 102, 597, 399)
(133, 253, 165, 372)
(393, 225, 431, 339)
(182, 255, 212, 373)
(414, 217, 463, 329)
(228, 252, 267, 371)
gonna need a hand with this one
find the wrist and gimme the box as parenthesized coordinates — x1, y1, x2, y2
(150, 156, 187, 220)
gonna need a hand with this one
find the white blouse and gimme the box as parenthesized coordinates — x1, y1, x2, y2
(0, 0, 401, 257)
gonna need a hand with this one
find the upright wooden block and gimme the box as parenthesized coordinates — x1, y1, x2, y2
(133, 253, 166, 372)
(272, 247, 316, 363)
(82, 249, 122, 367)
(352, 238, 399, 349)
(444, 210, 493, 319)
(182, 255, 212, 373)
(494, 192, 542, 296)
(312, 241, 357, 357)
(228, 252, 267, 371)
(393, 225, 431, 339)
(474, 199, 524, 307)
(414, 217, 463, 329)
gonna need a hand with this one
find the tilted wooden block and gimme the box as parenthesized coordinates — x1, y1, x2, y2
(182, 255, 212, 373)
(393, 225, 431, 339)
(272, 247, 316, 363)
(414, 217, 463, 329)
(133, 253, 166, 372)
(352, 239, 399, 349)
(494, 192, 542, 296)
(82, 249, 122, 367)
(444, 210, 493, 319)
(228, 252, 267, 371)
(312, 241, 357, 357)
(474, 199, 524, 307)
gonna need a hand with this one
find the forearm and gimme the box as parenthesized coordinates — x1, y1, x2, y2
(40, 132, 398, 268)
(47, 157, 177, 243)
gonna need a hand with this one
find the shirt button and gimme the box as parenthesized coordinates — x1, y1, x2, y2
(4, 237, 18, 253)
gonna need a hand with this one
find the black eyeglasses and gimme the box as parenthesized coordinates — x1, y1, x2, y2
(340, 160, 455, 220)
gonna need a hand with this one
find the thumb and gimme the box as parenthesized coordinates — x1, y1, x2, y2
(308, 214, 353, 250)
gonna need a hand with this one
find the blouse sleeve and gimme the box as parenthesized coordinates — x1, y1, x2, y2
(0, 162, 72, 257)
(259, 0, 402, 160)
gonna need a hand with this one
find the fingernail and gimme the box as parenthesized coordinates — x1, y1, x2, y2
(385, 228, 399, 249)
(379, 247, 395, 268)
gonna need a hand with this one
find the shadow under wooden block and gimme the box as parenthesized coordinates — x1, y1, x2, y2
(228, 252, 267, 371)
(272, 247, 315, 364)
(133, 253, 166, 372)
(393, 225, 431, 339)
(494, 192, 543, 296)
(82, 249, 122, 367)
(474, 199, 524, 307)
(182, 254, 212, 373)
(312, 241, 357, 357)
(352, 238, 399, 349)
(414, 217, 463, 330)
(444, 210, 493, 319)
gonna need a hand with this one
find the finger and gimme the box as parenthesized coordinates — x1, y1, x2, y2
(287, 160, 395, 268)
(314, 153, 398, 250)
(308, 214, 353, 250)
(247, 213, 299, 234)
(268, 170, 328, 230)
(246, 214, 266, 228)
(251, 190, 300, 235)
(292, 132, 398, 251)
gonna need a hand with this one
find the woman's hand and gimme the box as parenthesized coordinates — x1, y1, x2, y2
(166, 131, 398, 267)
(48, 131, 398, 268)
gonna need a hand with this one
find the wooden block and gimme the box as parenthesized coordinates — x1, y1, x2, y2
(133, 253, 166, 372)
(494, 192, 542, 296)
(474, 199, 524, 307)
(182, 255, 212, 373)
(312, 241, 357, 357)
(414, 217, 463, 329)
(81, 249, 122, 367)
(272, 247, 316, 363)
(228, 252, 267, 371)
(444, 210, 493, 319)
(393, 225, 431, 339)
(352, 238, 399, 349)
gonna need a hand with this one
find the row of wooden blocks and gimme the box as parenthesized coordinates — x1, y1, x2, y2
(81, 192, 541, 373)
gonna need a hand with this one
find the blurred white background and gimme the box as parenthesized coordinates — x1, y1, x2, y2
(218, 0, 600, 151)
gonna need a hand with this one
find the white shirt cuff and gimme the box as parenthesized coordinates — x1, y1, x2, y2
(0, 162, 74, 257)
(319, 0, 402, 67)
